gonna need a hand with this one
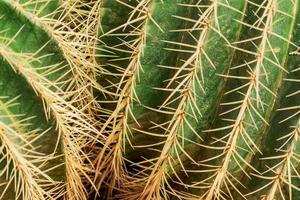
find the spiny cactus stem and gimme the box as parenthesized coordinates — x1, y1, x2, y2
(59, 0, 104, 105)
(0, 129, 49, 199)
(0, 99, 57, 199)
(0, 44, 98, 199)
(6, 0, 101, 112)
(255, 121, 300, 200)
(95, 0, 153, 195)
(83, 0, 103, 72)
(0, 45, 64, 125)
(7, 0, 54, 36)
(254, 121, 300, 200)
(202, 1, 279, 199)
(139, 2, 221, 199)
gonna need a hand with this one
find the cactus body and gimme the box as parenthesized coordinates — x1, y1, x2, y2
(0, 0, 299, 200)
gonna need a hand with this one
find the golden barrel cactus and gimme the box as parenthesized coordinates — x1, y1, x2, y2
(0, 0, 299, 200)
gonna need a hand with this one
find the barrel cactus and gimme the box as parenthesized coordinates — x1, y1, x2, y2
(0, 0, 299, 199)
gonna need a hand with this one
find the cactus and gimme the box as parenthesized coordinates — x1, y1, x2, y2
(0, 0, 102, 199)
(0, 0, 300, 200)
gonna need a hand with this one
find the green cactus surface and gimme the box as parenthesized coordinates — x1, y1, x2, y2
(0, 0, 299, 200)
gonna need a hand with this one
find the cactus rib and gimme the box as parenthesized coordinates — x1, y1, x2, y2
(198, 0, 298, 199)
(94, 0, 157, 197)
(0, 97, 60, 199)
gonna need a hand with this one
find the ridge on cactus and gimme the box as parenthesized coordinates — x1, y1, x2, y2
(0, 0, 299, 200)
